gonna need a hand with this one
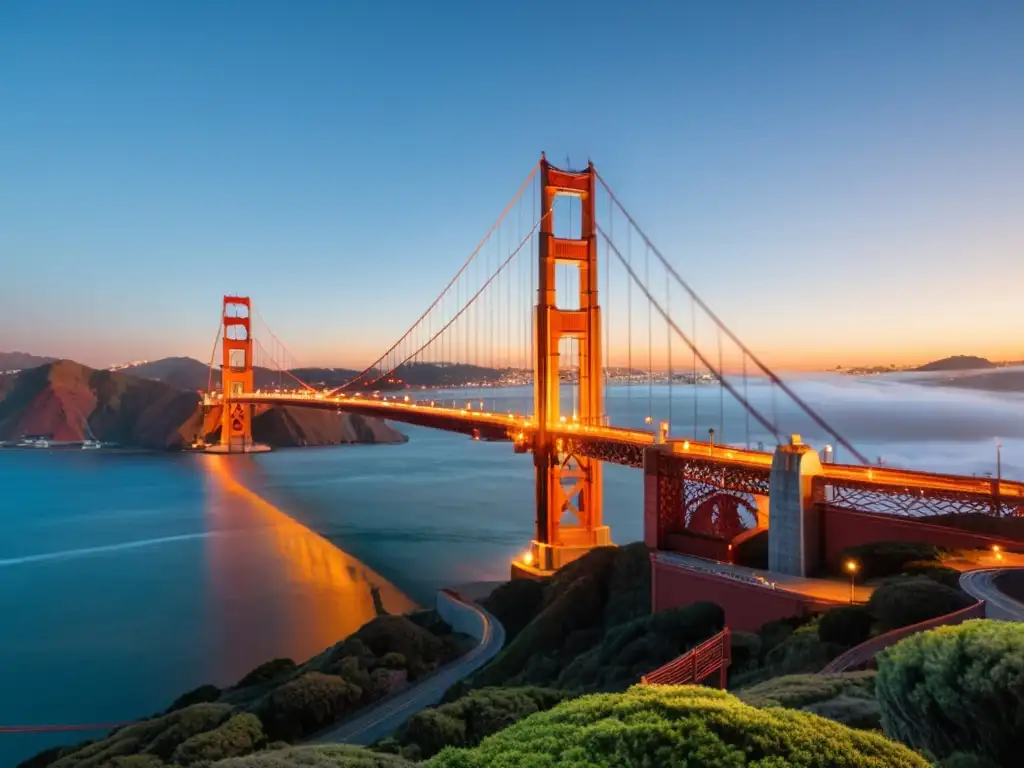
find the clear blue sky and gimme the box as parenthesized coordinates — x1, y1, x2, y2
(1, 0, 1021, 369)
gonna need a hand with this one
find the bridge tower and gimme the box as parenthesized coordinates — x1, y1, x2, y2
(220, 295, 254, 452)
(529, 154, 610, 572)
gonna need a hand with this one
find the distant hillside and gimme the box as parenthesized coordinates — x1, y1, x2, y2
(121, 357, 504, 392)
(0, 360, 407, 449)
(0, 360, 201, 448)
(914, 355, 995, 372)
(0, 351, 57, 372)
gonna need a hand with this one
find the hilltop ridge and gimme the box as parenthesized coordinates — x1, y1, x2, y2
(0, 360, 407, 449)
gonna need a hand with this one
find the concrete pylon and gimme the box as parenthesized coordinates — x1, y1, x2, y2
(768, 436, 824, 576)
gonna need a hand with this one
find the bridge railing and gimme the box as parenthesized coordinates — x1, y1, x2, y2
(818, 600, 986, 675)
(640, 628, 732, 688)
(813, 474, 1024, 520)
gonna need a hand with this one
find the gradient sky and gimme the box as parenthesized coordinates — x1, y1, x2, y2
(1, 0, 1022, 371)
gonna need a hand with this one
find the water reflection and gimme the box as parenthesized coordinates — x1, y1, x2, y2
(199, 455, 417, 684)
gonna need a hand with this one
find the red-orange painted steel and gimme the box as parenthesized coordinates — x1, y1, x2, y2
(221, 295, 254, 450)
(640, 628, 732, 688)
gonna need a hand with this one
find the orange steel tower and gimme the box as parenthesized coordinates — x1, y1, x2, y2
(530, 154, 609, 571)
(221, 295, 254, 452)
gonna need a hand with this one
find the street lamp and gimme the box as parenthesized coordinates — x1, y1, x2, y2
(996, 441, 1003, 482)
(845, 560, 858, 603)
(824, 444, 833, 464)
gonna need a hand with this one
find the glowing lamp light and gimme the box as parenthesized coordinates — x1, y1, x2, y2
(404, 395, 410, 402)
(523, 551, 534, 566)
(845, 560, 858, 574)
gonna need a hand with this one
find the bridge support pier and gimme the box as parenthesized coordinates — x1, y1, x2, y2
(219, 295, 256, 453)
(768, 436, 824, 577)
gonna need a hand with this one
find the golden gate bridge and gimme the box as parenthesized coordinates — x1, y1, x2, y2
(198, 155, 1024, 578)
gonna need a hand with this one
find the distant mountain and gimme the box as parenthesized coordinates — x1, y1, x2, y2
(0, 359, 407, 449)
(119, 356, 505, 392)
(0, 351, 57, 372)
(913, 355, 996, 373)
(0, 360, 201, 448)
(930, 367, 1024, 394)
(118, 356, 213, 391)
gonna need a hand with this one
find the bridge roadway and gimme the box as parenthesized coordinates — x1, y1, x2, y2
(221, 391, 1024, 501)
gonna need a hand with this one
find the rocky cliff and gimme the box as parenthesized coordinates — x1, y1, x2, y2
(0, 361, 406, 450)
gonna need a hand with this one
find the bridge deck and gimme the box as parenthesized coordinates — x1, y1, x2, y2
(216, 392, 1024, 502)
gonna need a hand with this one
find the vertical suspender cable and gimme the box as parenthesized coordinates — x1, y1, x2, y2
(743, 355, 750, 449)
(646, 244, 652, 423)
(666, 274, 672, 437)
(718, 328, 724, 443)
(691, 298, 698, 440)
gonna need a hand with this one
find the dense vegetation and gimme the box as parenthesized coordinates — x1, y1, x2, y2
(22, 612, 473, 768)
(426, 685, 929, 767)
(876, 619, 1024, 766)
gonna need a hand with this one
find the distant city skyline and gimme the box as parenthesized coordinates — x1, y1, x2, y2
(1, 1, 1022, 371)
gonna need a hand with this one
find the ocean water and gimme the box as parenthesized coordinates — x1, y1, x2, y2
(1, 377, 1022, 764)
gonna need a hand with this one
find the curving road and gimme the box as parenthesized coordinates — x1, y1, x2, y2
(304, 595, 505, 747)
(959, 567, 1024, 621)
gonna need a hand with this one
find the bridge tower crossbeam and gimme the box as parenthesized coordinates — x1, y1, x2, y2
(529, 155, 610, 572)
(220, 295, 254, 452)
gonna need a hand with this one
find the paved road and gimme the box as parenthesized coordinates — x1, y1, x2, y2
(305, 596, 505, 747)
(960, 567, 1024, 621)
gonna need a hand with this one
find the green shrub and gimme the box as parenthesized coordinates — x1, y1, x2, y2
(556, 601, 725, 691)
(391, 687, 570, 759)
(876, 619, 1024, 764)
(167, 684, 222, 712)
(212, 744, 415, 767)
(839, 541, 944, 580)
(739, 671, 880, 729)
(867, 577, 975, 632)
(480, 578, 544, 640)
(170, 713, 266, 765)
(145, 703, 236, 758)
(729, 630, 762, 670)
(819, 605, 873, 646)
(259, 672, 362, 741)
(901, 560, 963, 590)
(939, 753, 1003, 768)
(425, 685, 928, 767)
(763, 621, 845, 677)
(235, 658, 297, 689)
(379, 652, 406, 670)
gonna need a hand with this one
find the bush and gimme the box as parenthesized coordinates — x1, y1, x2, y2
(391, 687, 569, 759)
(729, 631, 762, 671)
(839, 541, 944, 580)
(146, 703, 236, 758)
(425, 685, 928, 766)
(876, 619, 1024, 764)
(901, 560, 963, 590)
(480, 578, 544, 640)
(235, 658, 297, 689)
(819, 605, 873, 647)
(259, 672, 362, 741)
(868, 577, 975, 632)
(556, 601, 725, 692)
(170, 713, 266, 765)
(167, 684, 222, 712)
(739, 671, 880, 730)
(213, 744, 415, 767)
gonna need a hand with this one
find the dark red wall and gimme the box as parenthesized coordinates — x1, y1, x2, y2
(821, 506, 1019, 569)
(652, 556, 841, 632)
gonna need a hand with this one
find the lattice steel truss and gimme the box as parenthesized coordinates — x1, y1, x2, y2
(814, 477, 1024, 519)
(559, 436, 646, 468)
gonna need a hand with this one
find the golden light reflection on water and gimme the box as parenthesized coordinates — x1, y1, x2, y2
(198, 455, 418, 684)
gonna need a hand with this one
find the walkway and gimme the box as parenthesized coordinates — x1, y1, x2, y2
(656, 551, 875, 603)
(305, 592, 505, 746)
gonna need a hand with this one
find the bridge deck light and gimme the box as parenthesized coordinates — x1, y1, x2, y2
(522, 551, 534, 566)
